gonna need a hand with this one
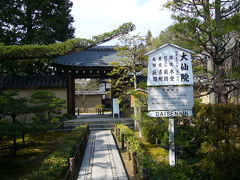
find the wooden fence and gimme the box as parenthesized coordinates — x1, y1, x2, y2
(64, 125, 90, 180)
(113, 125, 150, 180)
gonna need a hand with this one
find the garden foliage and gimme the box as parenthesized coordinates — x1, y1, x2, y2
(30, 90, 66, 131)
(116, 124, 192, 180)
(26, 124, 88, 180)
(0, 22, 135, 61)
(139, 103, 240, 179)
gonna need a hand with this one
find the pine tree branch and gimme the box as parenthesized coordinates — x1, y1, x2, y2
(0, 22, 135, 61)
(221, 1, 240, 18)
(194, 89, 213, 98)
(225, 85, 240, 95)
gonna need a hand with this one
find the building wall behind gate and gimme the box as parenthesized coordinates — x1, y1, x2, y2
(4, 88, 67, 122)
(75, 95, 102, 109)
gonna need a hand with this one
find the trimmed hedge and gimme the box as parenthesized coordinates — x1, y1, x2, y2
(116, 124, 193, 180)
(25, 124, 88, 180)
(116, 124, 143, 154)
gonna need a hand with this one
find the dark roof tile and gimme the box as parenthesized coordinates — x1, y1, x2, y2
(0, 75, 67, 89)
(53, 46, 120, 67)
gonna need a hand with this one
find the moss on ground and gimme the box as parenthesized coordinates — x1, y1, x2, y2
(134, 131, 168, 163)
(0, 131, 68, 180)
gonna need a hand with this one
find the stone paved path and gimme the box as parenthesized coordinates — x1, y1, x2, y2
(77, 130, 128, 180)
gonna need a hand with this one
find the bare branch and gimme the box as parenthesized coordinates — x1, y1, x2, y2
(194, 89, 213, 98)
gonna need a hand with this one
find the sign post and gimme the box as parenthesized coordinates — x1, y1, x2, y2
(169, 118, 176, 166)
(146, 43, 194, 166)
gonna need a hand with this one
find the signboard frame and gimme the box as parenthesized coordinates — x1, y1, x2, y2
(147, 43, 194, 86)
(148, 86, 194, 111)
(146, 43, 194, 166)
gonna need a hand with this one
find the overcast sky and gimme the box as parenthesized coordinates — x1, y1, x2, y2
(70, 0, 174, 45)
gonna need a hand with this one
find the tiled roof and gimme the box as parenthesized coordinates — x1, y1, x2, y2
(0, 75, 67, 89)
(53, 46, 120, 67)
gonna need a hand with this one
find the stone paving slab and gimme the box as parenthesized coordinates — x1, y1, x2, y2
(78, 130, 128, 180)
(66, 118, 133, 123)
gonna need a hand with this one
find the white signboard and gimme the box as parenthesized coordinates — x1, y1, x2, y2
(113, 98, 120, 114)
(147, 110, 192, 117)
(147, 44, 193, 86)
(146, 44, 194, 166)
(148, 86, 194, 110)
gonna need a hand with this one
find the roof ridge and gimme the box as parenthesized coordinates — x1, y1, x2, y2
(89, 46, 117, 51)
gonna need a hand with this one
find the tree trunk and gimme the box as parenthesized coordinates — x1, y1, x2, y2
(11, 113, 17, 156)
(48, 110, 51, 122)
(215, 0, 221, 22)
(214, 0, 228, 104)
(218, 92, 228, 104)
(22, 132, 25, 145)
(133, 73, 137, 90)
(216, 65, 228, 104)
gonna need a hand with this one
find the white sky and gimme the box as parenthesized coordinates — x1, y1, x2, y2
(70, 0, 174, 45)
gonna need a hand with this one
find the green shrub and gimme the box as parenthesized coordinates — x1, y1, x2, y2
(95, 104, 105, 109)
(25, 124, 88, 180)
(117, 124, 143, 153)
(194, 103, 240, 146)
(116, 124, 192, 179)
(199, 145, 240, 180)
(141, 113, 168, 145)
(118, 103, 240, 179)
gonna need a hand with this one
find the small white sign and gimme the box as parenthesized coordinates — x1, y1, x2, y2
(148, 86, 194, 111)
(147, 44, 193, 86)
(113, 98, 120, 114)
(148, 110, 192, 117)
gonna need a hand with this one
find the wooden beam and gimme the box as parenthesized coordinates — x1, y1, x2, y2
(67, 73, 75, 115)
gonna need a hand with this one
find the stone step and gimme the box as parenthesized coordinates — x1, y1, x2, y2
(64, 120, 133, 125)
(89, 126, 134, 131)
(89, 127, 114, 131)
(89, 122, 134, 127)
(76, 114, 112, 119)
(89, 123, 134, 128)
(64, 117, 134, 130)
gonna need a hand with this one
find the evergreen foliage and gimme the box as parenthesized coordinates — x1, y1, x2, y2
(0, 0, 75, 45)
(164, 0, 240, 103)
(0, 91, 28, 116)
(116, 124, 192, 179)
(30, 90, 66, 130)
(109, 34, 147, 103)
(146, 24, 195, 51)
(26, 124, 88, 180)
(139, 102, 240, 179)
(0, 91, 30, 155)
(141, 114, 168, 145)
(0, 22, 135, 61)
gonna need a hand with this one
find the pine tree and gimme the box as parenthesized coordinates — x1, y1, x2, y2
(165, 0, 240, 103)
(0, 0, 75, 45)
(30, 90, 66, 130)
(0, 91, 29, 156)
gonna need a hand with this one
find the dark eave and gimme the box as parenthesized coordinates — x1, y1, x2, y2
(0, 75, 67, 89)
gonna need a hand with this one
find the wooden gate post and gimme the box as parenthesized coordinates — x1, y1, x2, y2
(132, 152, 138, 175)
(69, 157, 76, 179)
(67, 73, 75, 115)
(121, 134, 125, 151)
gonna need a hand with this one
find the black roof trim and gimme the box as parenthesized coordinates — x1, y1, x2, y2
(88, 46, 116, 51)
